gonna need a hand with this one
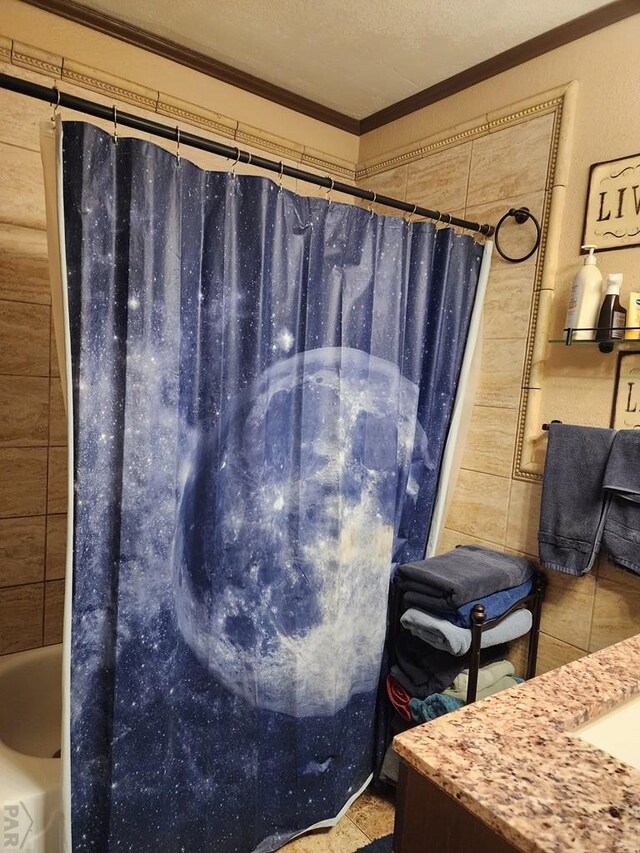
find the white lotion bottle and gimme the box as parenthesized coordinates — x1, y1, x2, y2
(564, 245, 603, 340)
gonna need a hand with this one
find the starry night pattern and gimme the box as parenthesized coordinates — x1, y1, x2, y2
(61, 122, 483, 852)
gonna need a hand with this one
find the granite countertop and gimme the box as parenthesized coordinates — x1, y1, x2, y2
(393, 633, 640, 853)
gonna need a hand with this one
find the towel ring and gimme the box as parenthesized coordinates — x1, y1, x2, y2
(494, 207, 541, 263)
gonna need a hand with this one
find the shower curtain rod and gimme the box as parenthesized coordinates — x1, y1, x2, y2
(1, 72, 495, 237)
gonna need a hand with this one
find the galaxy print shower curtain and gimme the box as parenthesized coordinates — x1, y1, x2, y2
(49, 121, 486, 853)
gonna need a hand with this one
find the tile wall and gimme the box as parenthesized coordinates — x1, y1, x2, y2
(0, 97, 67, 651)
(359, 110, 640, 674)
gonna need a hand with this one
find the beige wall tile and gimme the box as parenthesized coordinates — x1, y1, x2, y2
(0, 582, 43, 654)
(483, 264, 537, 341)
(50, 314, 60, 378)
(364, 165, 408, 201)
(0, 515, 45, 587)
(536, 632, 586, 676)
(347, 791, 395, 840)
(49, 377, 67, 446)
(45, 513, 67, 581)
(0, 143, 47, 230)
(461, 405, 517, 477)
(280, 816, 369, 852)
(445, 469, 510, 545)
(540, 569, 596, 650)
(597, 555, 640, 588)
(0, 61, 54, 153)
(508, 634, 529, 677)
(359, 165, 408, 215)
(44, 579, 64, 646)
(437, 526, 504, 555)
(0, 300, 50, 375)
(589, 577, 640, 653)
(475, 337, 526, 409)
(0, 376, 49, 445)
(505, 479, 542, 558)
(406, 142, 471, 213)
(47, 446, 68, 515)
(0, 223, 50, 304)
(466, 114, 554, 207)
(0, 447, 47, 517)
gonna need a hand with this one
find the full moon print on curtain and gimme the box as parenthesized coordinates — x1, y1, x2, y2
(60, 122, 483, 852)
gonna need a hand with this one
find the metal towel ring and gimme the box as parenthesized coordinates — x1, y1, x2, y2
(494, 207, 541, 263)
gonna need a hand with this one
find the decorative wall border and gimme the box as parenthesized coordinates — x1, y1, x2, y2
(0, 35, 357, 180)
(356, 85, 569, 179)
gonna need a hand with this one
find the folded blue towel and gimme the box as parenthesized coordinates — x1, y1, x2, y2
(409, 693, 463, 722)
(404, 579, 534, 627)
(400, 607, 533, 656)
(452, 578, 533, 627)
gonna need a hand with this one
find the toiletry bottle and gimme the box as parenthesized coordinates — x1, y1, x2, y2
(625, 291, 640, 340)
(596, 273, 626, 353)
(564, 245, 603, 341)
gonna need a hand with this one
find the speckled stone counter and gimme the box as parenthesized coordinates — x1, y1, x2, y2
(393, 633, 640, 852)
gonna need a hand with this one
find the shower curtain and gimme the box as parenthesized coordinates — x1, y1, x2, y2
(42, 120, 490, 853)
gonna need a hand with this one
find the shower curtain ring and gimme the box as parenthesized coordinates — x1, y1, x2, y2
(369, 192, 377, 218)
(50, 85, 60, 124)
(405, 203, 417, 223)
(175, 126, 181, 164)
(231, 148, 241, 178)
(112, 105, 118, 145)
(325, 177, 334, 205)
(278, 161, 284, 193)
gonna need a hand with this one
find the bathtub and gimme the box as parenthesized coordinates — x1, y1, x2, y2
(0, 644, 62, 853)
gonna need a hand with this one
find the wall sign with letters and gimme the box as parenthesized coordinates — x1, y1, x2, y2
(582, 153, 640, 252)
(611, 351, 640, 429)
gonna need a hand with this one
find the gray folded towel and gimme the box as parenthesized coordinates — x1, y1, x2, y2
(538, 424, 615, 575)
(601, 430, 640, 575)
(395, 546, 534, 611)
(400, 607, 533, 656)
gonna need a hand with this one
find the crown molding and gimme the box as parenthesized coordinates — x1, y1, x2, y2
(19, 0, 361, 134)
(19, 0, 640, 136)
(360, 0, 639, 133)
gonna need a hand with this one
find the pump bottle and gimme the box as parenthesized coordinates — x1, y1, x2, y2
(564, 245, 603, 340)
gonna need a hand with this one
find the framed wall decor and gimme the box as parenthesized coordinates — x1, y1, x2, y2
(582, 153, 640, 252)
(611, 351, 640, 428)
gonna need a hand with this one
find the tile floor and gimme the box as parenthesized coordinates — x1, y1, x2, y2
(280, 789, 395, 852)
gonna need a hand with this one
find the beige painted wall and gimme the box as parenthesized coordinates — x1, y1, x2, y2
(360, 14, 640, 672)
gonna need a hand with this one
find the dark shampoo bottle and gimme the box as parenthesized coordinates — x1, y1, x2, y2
(596, 273, 626, 353)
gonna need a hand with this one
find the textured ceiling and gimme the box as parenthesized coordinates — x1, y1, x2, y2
(72, 0, 611, 118)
